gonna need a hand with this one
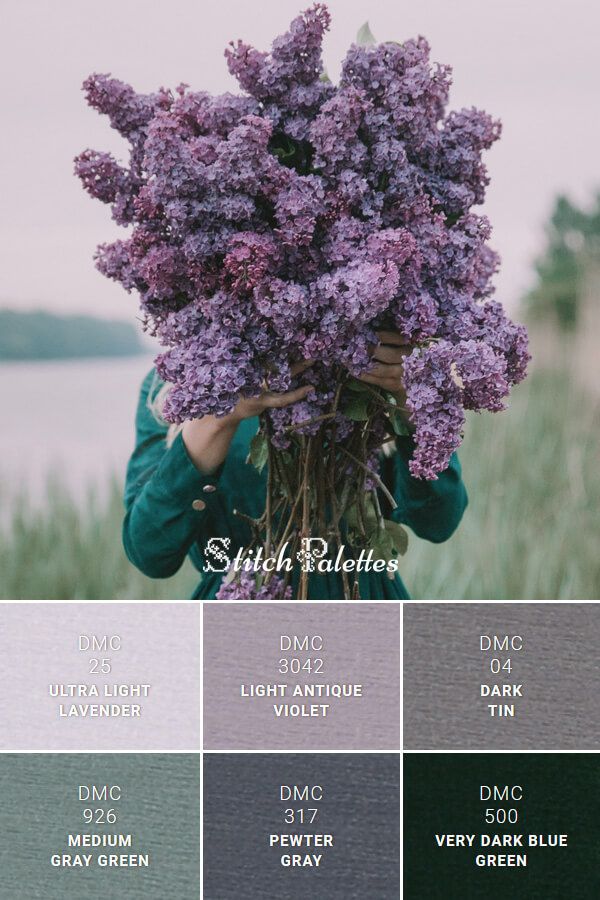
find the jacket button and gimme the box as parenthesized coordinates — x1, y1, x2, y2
(203, 484, 217, 493)
(192, 499, 206, 511)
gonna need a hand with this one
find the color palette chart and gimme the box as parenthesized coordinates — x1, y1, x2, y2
(1, 601, 599, 897)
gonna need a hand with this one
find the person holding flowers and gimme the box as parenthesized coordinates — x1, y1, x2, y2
(76, 5, 527, 599)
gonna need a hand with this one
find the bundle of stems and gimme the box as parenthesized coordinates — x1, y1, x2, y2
(232, 372, 410, 600)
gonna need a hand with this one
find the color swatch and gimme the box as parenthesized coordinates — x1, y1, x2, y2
(204, 752, 400, 899)
(0, 754, 200, 899)
(403, 752, 600, 899)
(2, 598, 598, 896)
(203, 603, 400, 750)
(0, 602, 200, 752)
(403, 603, 600, 749)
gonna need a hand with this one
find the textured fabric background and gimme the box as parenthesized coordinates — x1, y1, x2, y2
(203, 603, 400, 751)
(0, 602, 200, 752)
(204, 752, 400, 899)
(0, 754, 200, 899)
(404, 752, 600, 899)
(404, 603, 600, 749)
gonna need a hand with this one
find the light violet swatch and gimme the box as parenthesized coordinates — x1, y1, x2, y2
(203, 603, 400, 751)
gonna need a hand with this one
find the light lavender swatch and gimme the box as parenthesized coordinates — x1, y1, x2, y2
(0, 603, 200, 751)
(203, 603, 400, 751)
(403, 603, 600, 749)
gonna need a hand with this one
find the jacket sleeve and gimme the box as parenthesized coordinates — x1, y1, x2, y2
(383, 435, 468, 543)
(122, 370, 225, 578)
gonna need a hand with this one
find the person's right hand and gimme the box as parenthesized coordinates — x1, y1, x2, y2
(225, 360, 314, 424)
(182, 360, 314, 474)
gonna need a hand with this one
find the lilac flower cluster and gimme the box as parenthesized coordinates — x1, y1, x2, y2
(76, 4, 529, 478)
(215, 572, 293, 601)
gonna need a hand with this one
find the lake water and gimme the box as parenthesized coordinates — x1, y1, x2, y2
(0, 355, 156, 502)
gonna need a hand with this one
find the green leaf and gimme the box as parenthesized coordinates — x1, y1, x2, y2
(342, 394, 370, 421)
(319, 69, 332, 83)
(445, 212, 461, 227)
(356, 21, 377, 46)
(389, 408, 411, 437)
(383, 519, 409, 556)
(367, 520, 409, 561)
(361, 494, 380, 527)
(346, 377, 372, 394)
(345, 503, 360, 529)
(368, 527, 395, 561)
(346, 495, 380, 536)
(272, 142, 296, 162)
(248, 432, 268, 473)
(346, 500, 373, 532)
(279, 450, 294, 468)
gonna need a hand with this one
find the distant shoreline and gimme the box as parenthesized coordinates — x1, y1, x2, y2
(0, 309, 145, 362)
(0, 353, 154, 366)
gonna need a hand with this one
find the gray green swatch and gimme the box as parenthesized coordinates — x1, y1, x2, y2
(0, 754, 200, 899)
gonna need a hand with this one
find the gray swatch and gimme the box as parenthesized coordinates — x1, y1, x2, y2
(203, 753, 400, 900)
(403, 603, 600, 749)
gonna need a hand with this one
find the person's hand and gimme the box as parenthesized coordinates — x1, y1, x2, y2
(181, 360, 315, 475)
(225, 360, 315, 424)
(355, 330, 413, 407)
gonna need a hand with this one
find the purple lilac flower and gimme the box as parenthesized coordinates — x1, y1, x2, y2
(76, 5, 529, 479)
(216, 571, 293, 600)
(403, 341, 466, 479)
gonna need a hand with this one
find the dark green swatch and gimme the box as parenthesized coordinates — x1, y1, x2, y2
(404, 753, 600, 899)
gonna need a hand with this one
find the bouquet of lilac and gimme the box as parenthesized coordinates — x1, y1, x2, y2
(76, 4, 528, 599)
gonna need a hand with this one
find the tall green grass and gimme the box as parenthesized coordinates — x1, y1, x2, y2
(0, 476, 196, 599)
(401, 371, 600, 599)
(1, 371, 598, 599)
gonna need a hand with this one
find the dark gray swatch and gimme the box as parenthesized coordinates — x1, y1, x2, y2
(404, 603, 600, 749)
(203, 753, 400, 899)
(0, 754, 199, 899)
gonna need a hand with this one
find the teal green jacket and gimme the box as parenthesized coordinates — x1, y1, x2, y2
(123, 370, 468, 599)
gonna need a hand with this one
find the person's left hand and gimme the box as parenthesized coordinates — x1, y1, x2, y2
(355, 330, 413, 407)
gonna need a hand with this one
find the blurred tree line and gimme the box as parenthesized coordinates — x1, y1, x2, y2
(0, 310, 143, 360)
(525, 192, 600, 329)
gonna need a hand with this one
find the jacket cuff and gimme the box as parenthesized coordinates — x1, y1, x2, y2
(153, 431, 225, 512)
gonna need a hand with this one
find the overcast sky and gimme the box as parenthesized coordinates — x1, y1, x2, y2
(1, 0, 598, 320)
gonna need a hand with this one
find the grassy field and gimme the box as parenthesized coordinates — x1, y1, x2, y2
(402, 371, 600, 599)
(1, 371, 598, 600)
(0, 476, 196, 600)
